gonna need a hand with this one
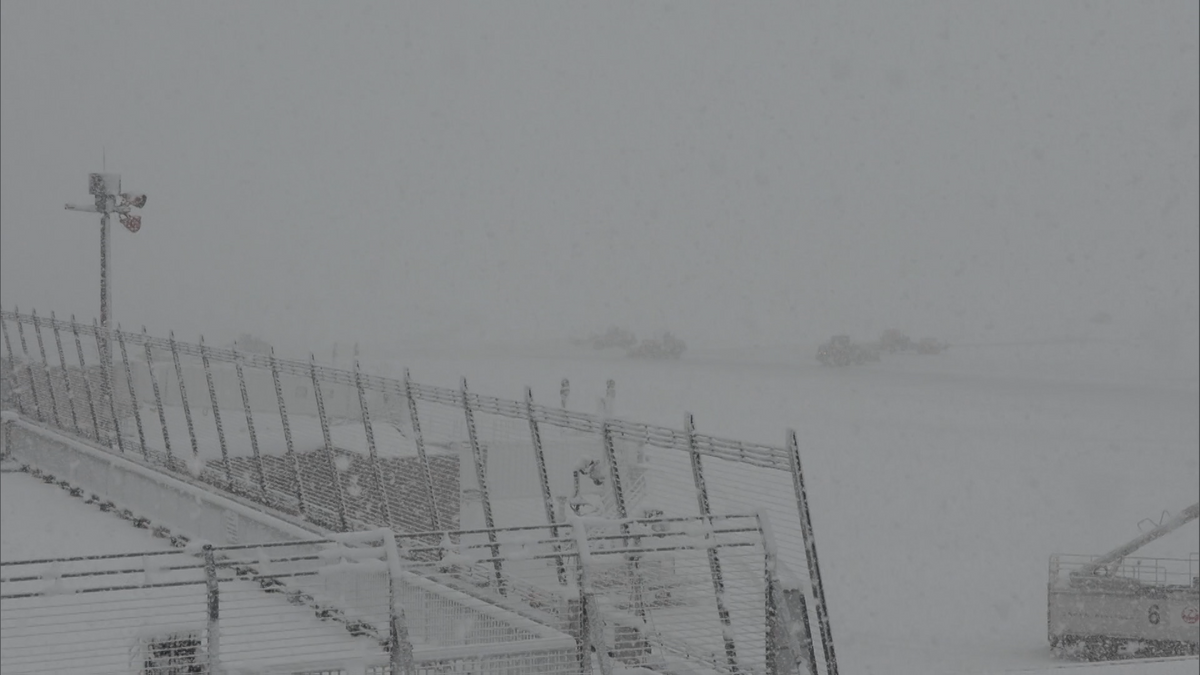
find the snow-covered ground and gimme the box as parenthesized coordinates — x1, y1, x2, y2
(3, 340, 1196, 674)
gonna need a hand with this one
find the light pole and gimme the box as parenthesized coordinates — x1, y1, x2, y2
(65, 172, 146, 371)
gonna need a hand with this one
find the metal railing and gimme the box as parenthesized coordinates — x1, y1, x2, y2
(1, 307, 839, 674)
(1051, 553, 1200, 589)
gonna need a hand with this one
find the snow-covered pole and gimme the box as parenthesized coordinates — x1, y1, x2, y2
(759, 510, 818, 675)
(200, 337, 232, 489)
(232, 345, 268, 500)
(526, 386, 568, 586)
(169, 332, 200, 465)
(15, 312, 44, 423)
(355, 360, 395, 532)
(461, 377, 505, 594)
(71, 316, 100, 443)
(403, 369, 441, 530)
(787, 429, 838, 675)
(100, 212, 111, 375)
(568, 515, 612, 675)
(380, 529, 415, 674)
(311, 355, 349, 531)
(144, 326, 174, 464)
(65, 173, 147, 396)
(203, 544, 221, 672)
(1, 417, 11, 460)
(2, 314, 28, 417)
(115, 327, 147, 459)
(269, 348, 307, 517)
(600, 422, 627, 520)
(687, 413, 739, 673)
(94, 319, 124, 454)
(50, 313, 82, 436)
(31, 311, 63, 429)
(601, 420, 649, 623)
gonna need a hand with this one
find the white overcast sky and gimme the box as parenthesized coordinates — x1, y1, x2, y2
(1, 1, 1196, 360)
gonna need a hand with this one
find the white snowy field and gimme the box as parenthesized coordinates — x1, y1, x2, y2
(383, 340, 1199, 675)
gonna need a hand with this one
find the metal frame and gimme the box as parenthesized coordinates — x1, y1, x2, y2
(0, 308, 840, 674)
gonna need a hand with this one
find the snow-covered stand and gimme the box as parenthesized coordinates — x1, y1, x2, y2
(1048, 503, 1200, 659)
(1, 420, 582, 673)
(2, 308, 837, 674)
(3, 417, 314, 549)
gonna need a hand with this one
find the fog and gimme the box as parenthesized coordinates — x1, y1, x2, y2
(2, 1, 1197, 366)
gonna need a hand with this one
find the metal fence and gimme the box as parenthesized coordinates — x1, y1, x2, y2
(0, 533, 405, 674)
(0, 528, 585, 675)
(0, 307, 839, 674)
(0, 503, 812, 675)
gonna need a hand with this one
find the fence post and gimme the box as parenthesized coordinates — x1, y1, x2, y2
(232, 345, 268, 503)
(573, 518, 612, 675)
(687, 413, 739, 673)
(403, 370, 441, 531)
(31, 311, 63, 429)
(601, 420, 648, 623)
(461, 377, 504, 593)
(526, 386, 568, 586)
(169, 332, 200, 466)
(203, 545, 221, 673)
(144, 327, 174, 466)
(355, 361, 395, 532)
(71, 316, 101, 443)
(200, 337, 233, 490)
(116, 326, 148, 460)
(1, 313, 28, 418)
(93, 319, 125, 455)
(787, 429, 838, 675)
(269, 349, 307, 517)
(15, 311, 44, 423)
(310, 356, 349, 531)
(49, 313, 81, 436)
(760, 511, 818, 675)
(600, 422, 626, 519)
(382, 530, 416, 675)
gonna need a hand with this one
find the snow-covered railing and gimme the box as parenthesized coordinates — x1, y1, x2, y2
(0, 529, 586, 675)
(383, 512, 816, 675)
(0, 504, 812, 675)
(0, 533, 404, 674)
(1, 307, 840, 675)
(1050, 553, 1200, 590)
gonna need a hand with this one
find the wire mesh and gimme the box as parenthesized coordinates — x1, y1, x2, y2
(0, 531, 588, 675)
(1, 308, 834, 674)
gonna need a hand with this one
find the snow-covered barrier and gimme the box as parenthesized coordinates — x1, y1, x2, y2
(1, 418, 815, 674)
(0, 487, 579, 675)
(2, 307, 841, 674)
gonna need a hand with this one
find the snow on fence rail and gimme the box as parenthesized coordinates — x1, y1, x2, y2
(0, 530, 585, 675)
(0, 509, 812, 675)
(1, 307, 839, 674)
